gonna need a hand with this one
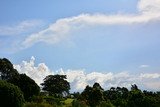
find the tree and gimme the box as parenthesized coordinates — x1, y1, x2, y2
(15, 74, 40, 101)
(81, 85, 92, 102)
(41, 75, 70, 96)
(0, 58, 40, 101)
(0, 80, 24, 107)
(127, 89, 144, 107)
(93, 82, 104, 91)
(131, 84, 138, 91)
(81, 83, 104, 107)
(0, 58, 19, 81)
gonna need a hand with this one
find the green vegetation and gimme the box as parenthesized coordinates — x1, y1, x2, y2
(0, 58, 19, 81)
(16, 74, 40, 101)
(76, 84, 160, 107)
(0, 58, 160, 107)
(23, 102, 53, 107)
(64, 98, 74, 106)
(41, 75, 70, 96)
(0, 58, 40, 102)
(0, 80, 25, 107)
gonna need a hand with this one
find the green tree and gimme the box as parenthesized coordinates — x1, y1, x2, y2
(0, 58, 40, 101)
(41, 75, 70, 96)
(81, 83, 104, 107)
(81, 85, 92, 102)
(0, 80, 24, 107)
(142, 90, 160, 107)
(0, 58, 19, 81)
(93, 82, 104, 91)
(103, 87, 129, 107)
(127, 89, 144, 107)
(15, 74, 40, 101)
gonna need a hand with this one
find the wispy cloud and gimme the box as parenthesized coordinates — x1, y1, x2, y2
(14, 57, 160, 92)
(22, 0, 160, 48)
(0, 20, 43, 36)
(139, 65, 150, 68)
(140, 73, 160, 79)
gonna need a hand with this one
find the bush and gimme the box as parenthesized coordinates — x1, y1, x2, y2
(99, 101, 115, 107)
(23, 102, 53, 107)
(72, 99, 88, 107)
(0, 80, 25, 107)
(44, 96, 63, 106)
(31, 95, 44, 103)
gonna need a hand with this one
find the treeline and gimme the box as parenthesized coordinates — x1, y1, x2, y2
(72, 83, 160, 107)
(0, 58, 160, 107)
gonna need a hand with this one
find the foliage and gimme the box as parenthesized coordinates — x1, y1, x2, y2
(41, 75, 70, 96)
(31, 95, 44, 103)
(72, 99, 88, 107)
(72, 92, 81, 99)
(81, 83, 104, 107)
(78, 83, 160, 107)
(103, 87, 129, 107)
(0, 58, 19, 81)
(127, 89, 144, 107)
(15, 74, 40, 101)
(23, 102, 53, 107)
(99, 101, 115, 107)
(44, 96, 63, 106)
(0, 58, 40, 102)
(0, 80, 25, 107)
(64, 98, 74, 106)
(102, 84, 160, 107)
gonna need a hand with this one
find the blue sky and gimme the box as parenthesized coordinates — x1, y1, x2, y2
(0, 0, 160, 91)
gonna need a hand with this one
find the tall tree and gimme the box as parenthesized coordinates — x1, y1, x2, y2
(0, 58, 19, 81)
(41, 75, 70, 96)
(0, 58, 40, 101)
(81, 83, 104, 107)
(93, 82, 104, 91)
(15, 74, 40, 101)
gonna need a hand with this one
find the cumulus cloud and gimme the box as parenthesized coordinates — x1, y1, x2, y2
(14, 56, 53, 85)
(14, 57, 160, 92)
(0, 20, 43, 36)
(22, 0, 160, 48)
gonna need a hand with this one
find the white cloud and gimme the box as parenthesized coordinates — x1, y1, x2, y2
(138, 0, 160, 14)
(140, 73, 160, 79)
(22, 0, 160, 48)
(0, 20, 43, 36)
(139, 65, 150, 68)
(143, 81, 160, 90)
(14, 57, 160, 92)
(14, 56, 53, 85)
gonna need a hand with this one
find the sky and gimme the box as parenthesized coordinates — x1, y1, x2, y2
(0, 0, 160, 92)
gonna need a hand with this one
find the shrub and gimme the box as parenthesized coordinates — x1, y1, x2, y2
(0, 80, 25, 107)
(99, 101, 115, 107)
(23, 102, 53, 107)
(44, 96, 63, 106)
(72, 99, 88, 107)
(31, 95, 44, 103)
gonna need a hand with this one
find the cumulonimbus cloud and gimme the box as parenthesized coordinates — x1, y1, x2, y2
(14, 57, 160, 92)
(22, 0, 160, 48)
